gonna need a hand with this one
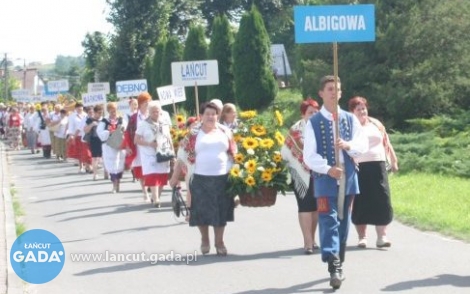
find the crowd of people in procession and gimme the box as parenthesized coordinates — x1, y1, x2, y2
(0, 75, 398, 290)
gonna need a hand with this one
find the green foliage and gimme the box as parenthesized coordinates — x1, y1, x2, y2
(390, 173, 470, 241)
(152, 40, 166, 89)
(207, 14, 235, 104)
(233, 5, 278, 110)
(183, 25, 208, 112)
(391, 112, 470, 178)
(160, 37, 183, 87)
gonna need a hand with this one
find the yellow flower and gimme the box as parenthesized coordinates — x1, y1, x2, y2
(261, 170, 273, 182)
(275, 110, 284, 126)
(230, 166, 241, 177)
(260, 138, 275, 149)
(176, 114, 185, 124)
(250, 125, 267, 136)
(233, 134, 243, 143)
(245, 176, 256, 187)
(273, 152, 282, 163)
(244, 159, 257, 171)
(234, 153, 245, 164)
(275, 131, 285, 146)
(239, 110, 257, 119)
(242, 137, 259, 150)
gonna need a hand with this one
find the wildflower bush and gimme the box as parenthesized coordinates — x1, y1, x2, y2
(228, 109, 289, 196)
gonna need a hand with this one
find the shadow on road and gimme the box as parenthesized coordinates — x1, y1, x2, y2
(74, 248, 313, 276)
(382, 274, 470, 291)
(231, 278, 332, 294)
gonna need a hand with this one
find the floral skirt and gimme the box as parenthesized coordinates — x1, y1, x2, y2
(189, 173, 234, 227)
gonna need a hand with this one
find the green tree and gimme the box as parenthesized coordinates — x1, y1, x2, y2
(152, 40, 166, 90)
(183, 25, 208, 112)
(207, 14, 235, 103)
(233, 5, 277, 110)
(82, 32, 109, 83)
(160, 36, 183, 88)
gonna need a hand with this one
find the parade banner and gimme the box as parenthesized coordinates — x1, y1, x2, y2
(171, 60, 219, 86)
(117, 100, 131, 117)
(88, 82, 111, 94)
(156, 85, 186, 106)
(82, 92, 107, 107)
(116, 79, 148, 98)
(294, 4, 375, 43)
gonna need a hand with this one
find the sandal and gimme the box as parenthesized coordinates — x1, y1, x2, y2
(200, 243, 210, 255)
(215, 244, 227, 256)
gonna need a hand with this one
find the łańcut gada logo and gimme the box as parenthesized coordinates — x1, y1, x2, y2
(10, 229, 65, 284)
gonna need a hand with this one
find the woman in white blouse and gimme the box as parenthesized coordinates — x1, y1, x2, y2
(134, 101, 172, 207)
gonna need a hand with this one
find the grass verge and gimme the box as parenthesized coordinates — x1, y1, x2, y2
(389, 173, 470, 242)
(10, 184, 26, 236)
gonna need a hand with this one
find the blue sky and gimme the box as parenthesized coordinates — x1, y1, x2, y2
(0, 0, 113, 64)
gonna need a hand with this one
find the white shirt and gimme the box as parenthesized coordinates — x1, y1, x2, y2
(67, 111, 85, 136)
(356, 123, 386, 163)
(24, 112, 39, 131)
(194, 129, 231, 176)
(54, 117, 68, 139)
(303, 106, 368, 175)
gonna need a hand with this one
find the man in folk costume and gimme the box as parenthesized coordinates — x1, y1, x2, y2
(124, 92, 151, 201)
(66, 103, 87, 172)
(303, 76, 367, 289)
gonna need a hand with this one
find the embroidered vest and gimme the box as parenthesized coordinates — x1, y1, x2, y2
(309, 110, 359, 197)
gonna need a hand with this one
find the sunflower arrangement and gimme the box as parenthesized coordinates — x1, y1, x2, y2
(170, 114, 189, 150)
(228, 109, 289, 197)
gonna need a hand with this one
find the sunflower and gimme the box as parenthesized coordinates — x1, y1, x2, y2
(272, 152, 283, 163)
(260, 138, 275, 149)
(250, 125, 267, 136)
(175, 114, 185, 124)
(233, 134, 243, 143)
(261, 170, 273, 182)
(275, 131, 285, 146)
(242, 137, 259, 150)
(244, 176, 256, 187)
(234, 153, 245, 164)
(239, 110, 257, 119)
(244, 159, 257, 174)
(230, 165, 241, 178)
(275, 110, 284, 126)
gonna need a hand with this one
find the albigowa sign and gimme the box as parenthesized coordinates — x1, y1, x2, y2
(294, 4, 375, 43)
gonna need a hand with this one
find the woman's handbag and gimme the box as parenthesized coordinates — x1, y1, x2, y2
(106, 128, 124, 150)
(156, 136, 175, 162)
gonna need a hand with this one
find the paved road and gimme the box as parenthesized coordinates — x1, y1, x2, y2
(3, 149, 470, 294)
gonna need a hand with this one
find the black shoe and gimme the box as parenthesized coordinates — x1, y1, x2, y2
(328, 256, 345, 289)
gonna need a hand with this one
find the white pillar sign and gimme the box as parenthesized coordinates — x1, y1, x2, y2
(116, 79, 148, 98)
(171, 60, 219, 86)
(48, 80, 69, 92)
(156, 85, 186, 106)
(88, 82, 111, 94)
(82, 92, 107, 107)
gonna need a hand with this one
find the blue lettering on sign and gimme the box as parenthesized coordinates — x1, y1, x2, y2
(181, 62, 208, 80)
(116, 83, 148, 94)
(294, 4, 375, 43)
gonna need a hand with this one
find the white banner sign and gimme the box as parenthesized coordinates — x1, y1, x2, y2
(82, 92, 107, 107)
(48, 80, 69, 92)
(117, 100, 131, 117)
(40, 91, 58, 102)
(171, 60, 219, 86)
(88, 82, 111, 94)
(156, 85, 186, 106)
(115, 79, 148, 98)
(12, 89, 31, 99)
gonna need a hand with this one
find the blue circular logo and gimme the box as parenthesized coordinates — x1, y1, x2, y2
(10, 229, 65, 284)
